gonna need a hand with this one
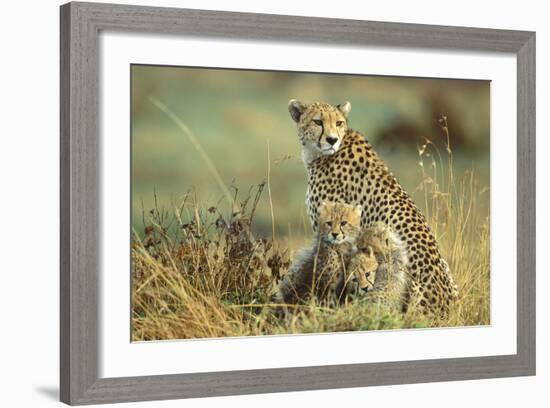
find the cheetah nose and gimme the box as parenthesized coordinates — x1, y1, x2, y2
(326, 136, 338, 146)
(331, 232, 338, 239)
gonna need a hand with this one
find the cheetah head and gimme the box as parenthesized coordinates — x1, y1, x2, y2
(288, 100, 351, 163)
(353, 246, 378, 291)
(318, 201, 361, 245)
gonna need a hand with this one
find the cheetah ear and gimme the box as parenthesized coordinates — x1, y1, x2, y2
(319, 201, 332, 212)
(288, 99, 306, 123)
(354, 204, 362, 217)
(322, 200, 335, 211)
(337, 101, 351, 118)
(318, 201, 329, 218)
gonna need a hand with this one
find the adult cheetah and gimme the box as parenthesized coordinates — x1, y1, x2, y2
(288, 99, 458, 314)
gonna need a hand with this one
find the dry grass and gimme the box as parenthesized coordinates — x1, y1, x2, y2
(415, 116, 490, 327)
(131, 110, 490, 341)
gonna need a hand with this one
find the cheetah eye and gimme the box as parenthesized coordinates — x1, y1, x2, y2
(336, 120, 344, 127)
(313, 119, 323, 126)
(340, 221, 348, 226)
(325, 221, 332, 227)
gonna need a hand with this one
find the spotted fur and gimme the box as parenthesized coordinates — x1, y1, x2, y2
(288, 100, 459, 314)
(350, 222, 411, 309)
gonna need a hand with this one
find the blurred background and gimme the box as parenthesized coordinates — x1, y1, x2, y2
(131, 65, 490, 248)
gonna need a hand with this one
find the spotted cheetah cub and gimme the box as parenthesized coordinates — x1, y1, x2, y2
(342, 222, 411, 309)
(344, 245, 379, 294)
(278, 201, 362, 306)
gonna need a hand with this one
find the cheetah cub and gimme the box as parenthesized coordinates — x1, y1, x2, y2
(342, 222, 411, 309)
(278, 201, 362, 306)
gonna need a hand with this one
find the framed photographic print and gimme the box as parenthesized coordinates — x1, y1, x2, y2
(60, 1, 536, 405)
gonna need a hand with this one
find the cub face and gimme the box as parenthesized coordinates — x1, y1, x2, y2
(352, 246, 378, 291)
(288, 100, 351, 162)
(318, 201, 361, 245)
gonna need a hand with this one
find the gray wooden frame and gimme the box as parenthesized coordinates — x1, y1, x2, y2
(60, 1, 536, 405)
